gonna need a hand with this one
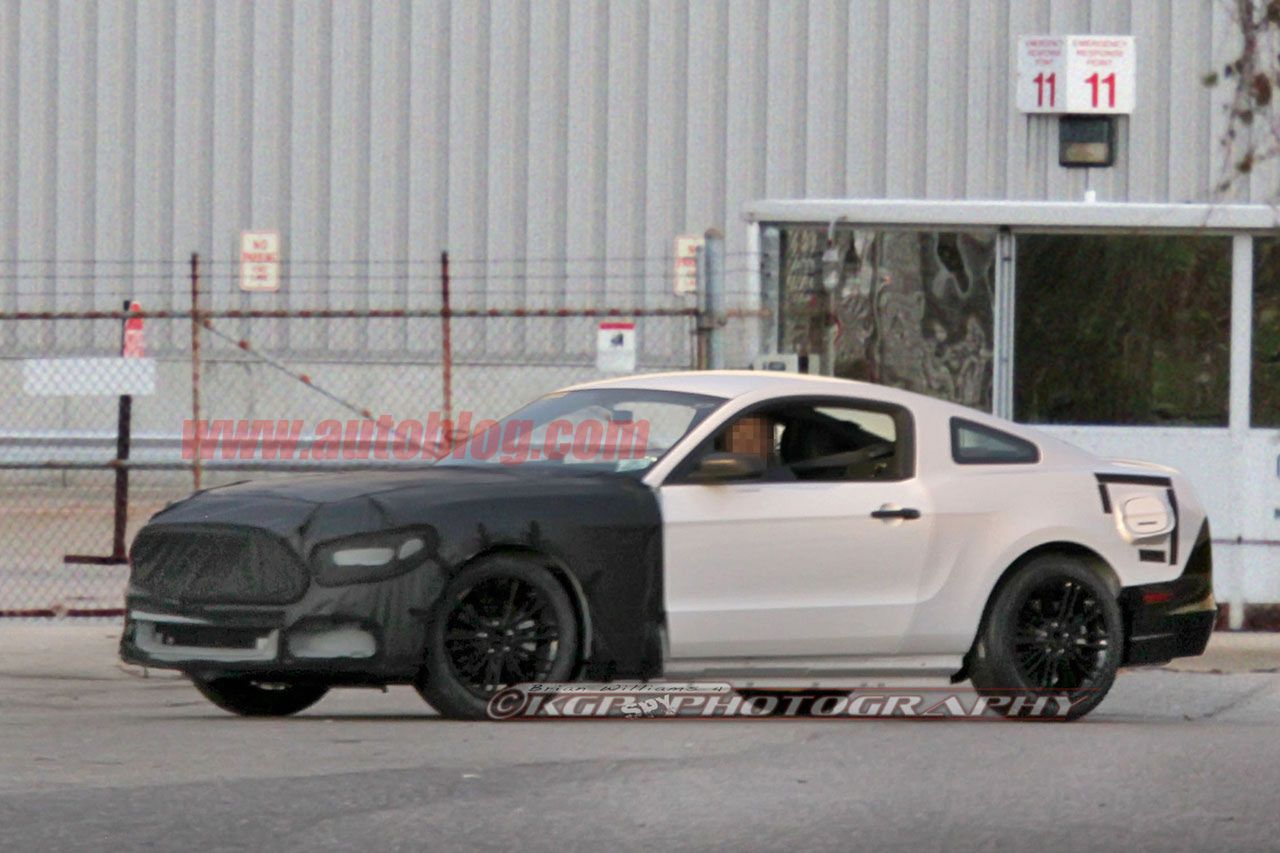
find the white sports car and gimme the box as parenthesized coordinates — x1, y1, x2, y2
(121, 371, 1214, 720)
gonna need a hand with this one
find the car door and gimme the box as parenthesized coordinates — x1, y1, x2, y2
(659, 398, 934, 660)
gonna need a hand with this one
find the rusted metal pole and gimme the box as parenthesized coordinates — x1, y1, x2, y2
(190, 252, 203, 490)
(441, 250, 453, 431)
(694, 245, 709, 370)
(112, 299, 132, 560)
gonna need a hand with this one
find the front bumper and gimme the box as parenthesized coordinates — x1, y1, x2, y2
(119, 602, 409, 683)
(119, 552, 445, 683)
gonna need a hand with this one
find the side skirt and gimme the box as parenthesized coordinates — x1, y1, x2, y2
(662, 654, 965, 680)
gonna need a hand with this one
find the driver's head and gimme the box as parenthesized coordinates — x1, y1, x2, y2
(725, 415, 772, 459)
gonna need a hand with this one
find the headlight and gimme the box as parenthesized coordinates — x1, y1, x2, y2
(312, 527, 438, 586)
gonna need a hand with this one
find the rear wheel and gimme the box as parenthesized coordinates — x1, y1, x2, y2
(968, 555, 1123, 721)
(416, 554, 580, 720)
(191, 676, 328, 717)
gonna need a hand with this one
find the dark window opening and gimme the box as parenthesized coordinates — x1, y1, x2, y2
(951, 418, 1040, 465)
(1253, 238, 1280, 428)
(1014, 234, 1230, 426)
(671, 400, 914, 484)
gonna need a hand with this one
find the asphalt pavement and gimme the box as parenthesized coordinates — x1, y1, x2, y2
(1, 625, 1278, 852)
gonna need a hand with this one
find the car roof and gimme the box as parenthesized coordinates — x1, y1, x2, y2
(567, 370, 935, 407)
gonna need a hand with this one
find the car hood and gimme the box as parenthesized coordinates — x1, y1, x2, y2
(143, 466, 652, 556)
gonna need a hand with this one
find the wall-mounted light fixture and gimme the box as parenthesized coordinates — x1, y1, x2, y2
(1059, 116, 1116, 168)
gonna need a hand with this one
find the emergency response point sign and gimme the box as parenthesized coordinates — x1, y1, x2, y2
(1016, 35, 1135, 115)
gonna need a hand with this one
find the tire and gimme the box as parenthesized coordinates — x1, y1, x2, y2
(191, 676, 329, 717)
(416, 554, 581, 720)
(968, 555, 1124, 721)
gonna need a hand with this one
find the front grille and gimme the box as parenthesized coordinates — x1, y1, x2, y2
(129, 525, 309, 605)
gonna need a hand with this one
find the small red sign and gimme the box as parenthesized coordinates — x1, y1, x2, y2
(122, 301, 145, 358)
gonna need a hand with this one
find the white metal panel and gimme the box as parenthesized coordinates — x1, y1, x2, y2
(845, 0, 888, 198)
(285, 0, 331, 355)
(1166, 0, 1212, 202)
(643, 0, 688, 308)
(884, 0, 927, 198)
(0, 0, 1252, 310)
(54, 0, 94, 315)
(209, 0, 252, 314)
(250, 0, 293, 325)
(525, 0, 569, 322)
(446, 0, 489, 316)
(171, 0, 214, 289)
(17, 0, 57, 320)
(804, 0, 847, 199)
(487, 0, 529, 317)
(723, 1, 768, 279)
(328, 0, 371, 328)
(563, 0, 607, 315)
(924, 0, 965, 199)
(0, 1, 17, 305)
(684, 0, 726, 234)
(405, 0, 449, 356)
(765, 0, 807, 198)
(605, 1, 648, 307)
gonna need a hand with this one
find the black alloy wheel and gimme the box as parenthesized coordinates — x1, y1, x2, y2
(417, 554, 580, 719)
(968, 555, 1123, 721)
(442, 575, 565, 698)
(1011, 576, 1112, 690)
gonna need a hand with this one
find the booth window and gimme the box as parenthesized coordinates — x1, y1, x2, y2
(1254, 238, 1280, 428)
(777, 226, 996, 412)
(1014, 234, 1230, 426)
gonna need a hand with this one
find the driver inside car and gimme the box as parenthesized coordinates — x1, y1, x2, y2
(718, 414, 795, 481)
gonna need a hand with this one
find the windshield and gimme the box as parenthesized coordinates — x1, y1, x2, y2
(434, 388, 725, 476)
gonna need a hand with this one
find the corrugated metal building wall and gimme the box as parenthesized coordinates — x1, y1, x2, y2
(0, 0, 1246, 315)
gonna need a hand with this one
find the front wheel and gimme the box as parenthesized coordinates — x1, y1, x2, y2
(416, 554, 581, 720)
(968, 556, 1124, 721)
(191, 676, 329, 717)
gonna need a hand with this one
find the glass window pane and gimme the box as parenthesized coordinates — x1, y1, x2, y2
(1253, 238, 1280, 428)
(1014, 234, 1230, 426)
(951, 418, 1040, 464)
(778, 227, 996, 410)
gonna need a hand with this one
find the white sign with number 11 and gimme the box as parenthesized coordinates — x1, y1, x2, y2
(1016, 35, 1135, 115)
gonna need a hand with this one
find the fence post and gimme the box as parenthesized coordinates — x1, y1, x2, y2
(704, 227, 726, 369)
(190, 252, 202, 490)
(113, 299, 133, 559)
(440, 250, 453, 432)
(694, 245, 708, 369)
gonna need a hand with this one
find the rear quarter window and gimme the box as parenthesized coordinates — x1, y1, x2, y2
(950, 418, 1040, 465)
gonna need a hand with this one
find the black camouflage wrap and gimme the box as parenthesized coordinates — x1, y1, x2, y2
(120, 468, 665, 683)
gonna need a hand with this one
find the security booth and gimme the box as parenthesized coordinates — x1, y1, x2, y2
(744, 199, 1280, 626)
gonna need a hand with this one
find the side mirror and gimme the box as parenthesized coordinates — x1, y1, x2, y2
(688, 452, 766, 483)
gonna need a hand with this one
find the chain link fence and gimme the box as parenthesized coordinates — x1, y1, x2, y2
(1, 252, 764, 617)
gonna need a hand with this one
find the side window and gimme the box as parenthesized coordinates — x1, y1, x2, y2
(950, 418, 1040, 465)
(674, 400, 911, 483)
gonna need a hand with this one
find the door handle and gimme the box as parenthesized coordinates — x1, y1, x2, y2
(870, 506, 921, 521)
